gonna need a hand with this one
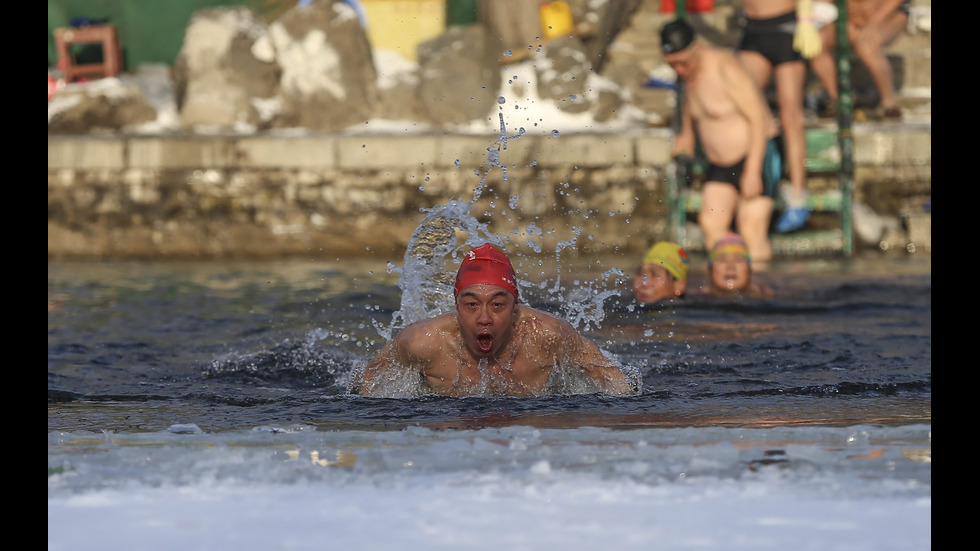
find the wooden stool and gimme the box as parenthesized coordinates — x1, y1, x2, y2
(53, 24, 122, 82)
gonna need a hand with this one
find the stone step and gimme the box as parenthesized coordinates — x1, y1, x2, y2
(674, 225, 847, 256)
(675, 188, 845, 214)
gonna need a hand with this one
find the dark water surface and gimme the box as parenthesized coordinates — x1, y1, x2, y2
(47, 252, 931, 434)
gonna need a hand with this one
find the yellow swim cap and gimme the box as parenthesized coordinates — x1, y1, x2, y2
(642, 242, 690, 281)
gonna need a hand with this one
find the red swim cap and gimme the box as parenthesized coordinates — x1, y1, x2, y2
(454, 243, 519, 302)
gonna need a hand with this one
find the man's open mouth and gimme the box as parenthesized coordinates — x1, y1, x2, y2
(477, 333, 494, 353)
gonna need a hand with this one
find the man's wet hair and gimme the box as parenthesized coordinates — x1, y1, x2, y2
(660, 18, 696, 54)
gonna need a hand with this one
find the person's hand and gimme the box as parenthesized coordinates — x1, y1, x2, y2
(673, 153, 694, 168)
(740, 172, 763, 199)
(670, 146, 694, 161)
(669, 134, 695, 159)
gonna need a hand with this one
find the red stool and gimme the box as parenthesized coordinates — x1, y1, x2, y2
(53, 24, 122, 82)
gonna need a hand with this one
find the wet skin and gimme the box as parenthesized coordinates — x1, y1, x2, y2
(356, 283, 634, 397)
(709, 253, 752, 292)
(455, 285, 519, 357)
(633, 263, 685, 305)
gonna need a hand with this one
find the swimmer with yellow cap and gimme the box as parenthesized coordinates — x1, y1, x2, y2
(633, 241, 690, 305)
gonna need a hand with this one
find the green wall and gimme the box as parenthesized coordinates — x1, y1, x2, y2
(48, 0, 267, 71)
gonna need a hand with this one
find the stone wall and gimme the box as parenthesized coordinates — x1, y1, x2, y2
(48, 123, 931, 260)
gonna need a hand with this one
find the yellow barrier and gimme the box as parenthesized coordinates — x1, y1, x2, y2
(361, 0, 446, 62)
(540, 1, 574, 39)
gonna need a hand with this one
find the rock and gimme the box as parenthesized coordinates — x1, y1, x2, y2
(49, 0, 928, 135)
(416, 24, 501, 127)
(373, 49, 428, 122)
(173, 5, 281, 131)
(852, 201, 904, 248)
(534, 35, 631, 120)
(269, 0, 379, 131)
(47, 0, 660, 134)
(576, 0, 643, 73)
(47, 78, 157, 134)
(477, 0, 542, 63)
(536, 36, 592, 113)
(591, 85, 627, 123)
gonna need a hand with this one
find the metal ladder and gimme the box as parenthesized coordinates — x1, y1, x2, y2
(668, 125, 850, 255)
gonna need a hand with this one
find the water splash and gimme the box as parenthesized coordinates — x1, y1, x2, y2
(204, 329, 346, 389)
(375, 112, 526, 340)
(374, 111, 620, 341)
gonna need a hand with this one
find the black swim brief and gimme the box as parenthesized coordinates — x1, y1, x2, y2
(737, 11, 804, 66)
(703, 139, 781, 198)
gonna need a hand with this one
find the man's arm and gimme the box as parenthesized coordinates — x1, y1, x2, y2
(560, 322, 637, 395)
(355, 323, 431, 396)
(670, 93, 697, 159)
(723, 57, 770, 198)
(356, 338, 402, 396)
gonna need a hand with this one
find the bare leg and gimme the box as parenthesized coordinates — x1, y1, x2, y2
(739, 51, 809, 232)
(736, 195, 775, 265)
(810, 23, 838, 103)
(737, 51, 774, 94)
(851, 12, 908, 112)
(773, 61, 808, 200)
(698, 182, 739, 252)
(737, 51, 780, 134)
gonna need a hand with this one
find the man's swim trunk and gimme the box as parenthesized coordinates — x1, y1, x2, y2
(703, 138, 781, 199)
(737, 11, 804, 66)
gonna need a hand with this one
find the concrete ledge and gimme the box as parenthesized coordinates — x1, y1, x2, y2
(48, 124, 928, 172)
(238, 136, 338, 169)
(48, 137, 126, 170)
(47, 123, 931, 259)
(855, 122, 931, 166)
(126, 136, 238, 169)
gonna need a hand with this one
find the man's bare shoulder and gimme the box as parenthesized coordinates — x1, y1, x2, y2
(714, 48, 750, 74)
(393, 313, 458, 356)
(720, 52, 761, 92)
(701, 43, 738, 63)
(517, 305, 565, 328)
(399, 312, 456, 332)
(516, 306, 580, 343)
(700, 46, 751, 82)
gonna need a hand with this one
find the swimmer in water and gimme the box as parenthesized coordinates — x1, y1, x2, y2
(632, 241, 690, 306)
(703, 232, 773, 298)
(352, 243, 637, 397)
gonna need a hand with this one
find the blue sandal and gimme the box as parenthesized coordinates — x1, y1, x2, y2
(775, 207, 809, 233)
